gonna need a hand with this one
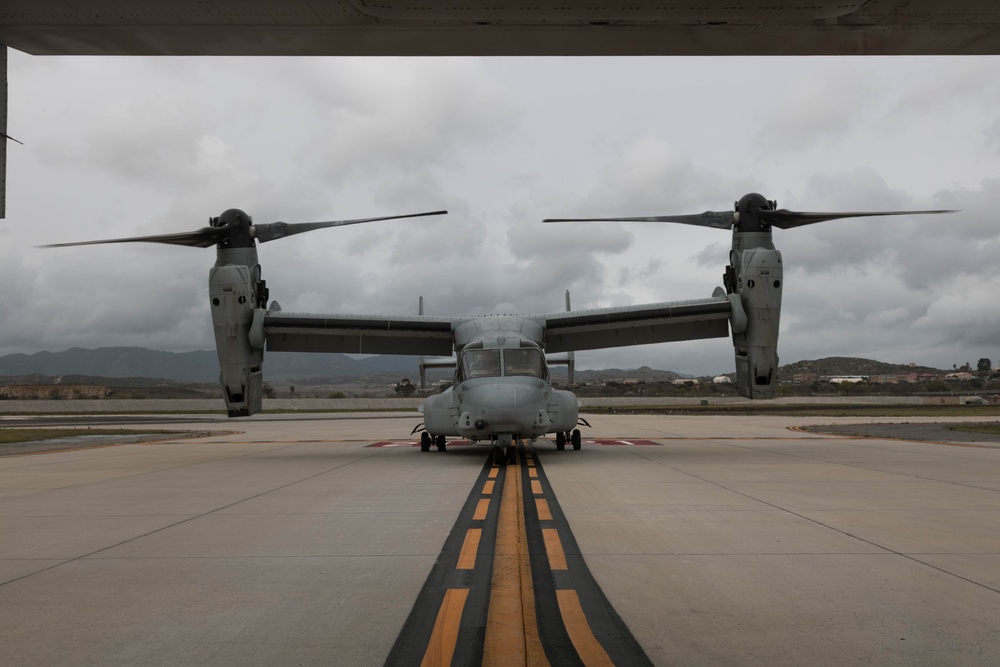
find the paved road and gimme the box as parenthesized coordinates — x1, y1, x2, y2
(1, 413, 999, 665)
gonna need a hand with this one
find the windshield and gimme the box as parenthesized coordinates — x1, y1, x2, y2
(461, 349, 501, 379)
(503, 348, 546, 378)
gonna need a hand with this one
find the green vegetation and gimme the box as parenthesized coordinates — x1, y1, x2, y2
(947, 423, 1000, 436)
(582, 404, 1000, 418)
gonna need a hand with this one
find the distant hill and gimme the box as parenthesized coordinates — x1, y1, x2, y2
(778, 357, 943, 378)
(567, 366, 683, 383)
(0, 347, 420, 383)
(0, 348, 948, 385)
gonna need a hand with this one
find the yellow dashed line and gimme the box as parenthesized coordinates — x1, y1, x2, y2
(556, 590, 615, 667)
(542, 528, 568, 570)
(457, 528, 482, 570)
(420, 588, 470, 667)
(528, 468, 538, 478)
(535, 498, 552, 521)
(483, 451, 549, 666)
(473, 498, 490, 521)
(531, 479, 543, 495)
(483, 480, 495, 495)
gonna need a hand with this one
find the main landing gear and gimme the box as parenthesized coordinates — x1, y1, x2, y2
(555, 429, 582, 451)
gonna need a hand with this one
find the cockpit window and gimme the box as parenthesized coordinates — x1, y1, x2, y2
(461, 349, 501, 379)
(503, 348, 545, 378)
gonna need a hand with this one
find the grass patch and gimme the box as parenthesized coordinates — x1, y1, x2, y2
(582, 404, 1000, 418)
(947, 423, 1000, 436)
(0, 429, 174, 444)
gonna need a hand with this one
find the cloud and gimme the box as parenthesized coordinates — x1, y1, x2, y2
(4, 53, 1000, 376)
(302, 58, 519, 183)
(755, 62, 877, 152)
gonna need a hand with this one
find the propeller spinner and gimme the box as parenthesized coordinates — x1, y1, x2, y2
(544, 192, 954, 233)
(42, 208, 448, 249)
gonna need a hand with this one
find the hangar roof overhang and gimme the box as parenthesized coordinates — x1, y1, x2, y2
(2, 1, 1000, 57)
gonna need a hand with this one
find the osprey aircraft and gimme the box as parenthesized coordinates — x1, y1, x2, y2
(45, 193, 951, 460)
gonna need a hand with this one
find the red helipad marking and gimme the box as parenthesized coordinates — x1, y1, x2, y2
(588, 439, 661, 446)
(368, 439, 661, 448)
(368, 440, 478, 448)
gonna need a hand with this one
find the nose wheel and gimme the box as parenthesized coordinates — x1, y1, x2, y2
(419, 432, 447, 452)
(555, 429, 581, 451)
(491, 434, 517, 465)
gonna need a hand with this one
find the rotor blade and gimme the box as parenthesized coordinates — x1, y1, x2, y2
(544, 211, 736, 230)
(254, 210, 448, 243)
(40, 227, 227, 249)
(761, 208, 956, 229)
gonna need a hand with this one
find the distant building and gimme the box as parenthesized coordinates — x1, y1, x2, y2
(904, 373, 940, 383)
(712, 376, 733, 384)
(792, 373, 819, 383)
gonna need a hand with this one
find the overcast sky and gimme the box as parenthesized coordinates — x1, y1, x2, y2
(2, 51, 999, 375)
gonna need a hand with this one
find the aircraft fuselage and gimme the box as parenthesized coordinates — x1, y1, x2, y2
(420, 324, 579, 448)
(423, 376, 578, 441)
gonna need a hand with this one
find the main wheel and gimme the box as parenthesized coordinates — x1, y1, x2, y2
(436, 435, 447, 452)
(571, 429, 582, 450)
(555, 431, 566, 451)
(420, 432, 431, 452)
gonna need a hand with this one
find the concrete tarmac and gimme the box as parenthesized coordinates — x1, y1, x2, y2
(1, 413, 999, 665)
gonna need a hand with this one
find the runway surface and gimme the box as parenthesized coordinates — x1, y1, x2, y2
(2, 413, 999, 665)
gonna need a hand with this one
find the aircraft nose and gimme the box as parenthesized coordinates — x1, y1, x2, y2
(460, 383, 550, 434)
(478, 383, 544, 412)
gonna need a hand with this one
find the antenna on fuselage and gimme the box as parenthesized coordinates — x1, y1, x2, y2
(565, 290, 575, 385)
(418, 296, 426, 388)
(547, 290, 577, 386)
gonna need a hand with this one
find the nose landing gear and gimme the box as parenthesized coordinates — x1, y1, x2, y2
(555, 429, 582, 451)
(491, 434, 517, 465)
(419, 432, 447, 452)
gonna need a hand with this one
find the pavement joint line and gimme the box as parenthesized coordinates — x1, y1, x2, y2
(0, 438, 319, 501)
(616, 445, 1000, 597)
(0, 444, 387, 589)
(715, 435, 1000, 494)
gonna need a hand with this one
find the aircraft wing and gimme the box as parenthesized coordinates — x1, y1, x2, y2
(263, 312, 455, 356)
(542, 296, 732, 354)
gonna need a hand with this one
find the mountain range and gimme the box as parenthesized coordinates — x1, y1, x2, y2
(0, 347, 421, 383)
(0, 347, 946, 385)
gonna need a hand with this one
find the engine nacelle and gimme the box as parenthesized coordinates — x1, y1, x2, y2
(210, 263, 263, 417)
(731, 246, 782, 399)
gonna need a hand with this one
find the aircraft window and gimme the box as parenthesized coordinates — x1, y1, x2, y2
(462, 349, 501, 379)
(503, 348, 545, 378)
